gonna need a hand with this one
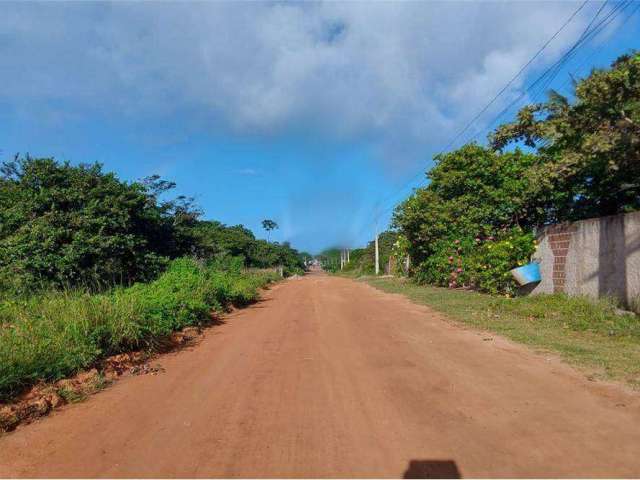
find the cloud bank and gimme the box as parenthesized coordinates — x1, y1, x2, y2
(1, 1, 598, 169)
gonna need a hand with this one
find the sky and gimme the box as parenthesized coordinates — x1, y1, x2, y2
(1, 1, 639, 253)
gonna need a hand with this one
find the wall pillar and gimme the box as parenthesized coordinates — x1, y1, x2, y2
(546, 224, 578, 293)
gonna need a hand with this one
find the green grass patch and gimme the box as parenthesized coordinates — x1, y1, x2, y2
(0, 258, 279, 401)
(364, 277, 640, 388)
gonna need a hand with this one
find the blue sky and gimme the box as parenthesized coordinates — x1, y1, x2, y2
(1, 1, 639, 253)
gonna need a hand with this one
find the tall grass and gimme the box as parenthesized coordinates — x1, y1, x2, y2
(0, 258, 279, 401)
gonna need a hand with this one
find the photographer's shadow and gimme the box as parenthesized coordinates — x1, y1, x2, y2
(403, 459, 461, 479)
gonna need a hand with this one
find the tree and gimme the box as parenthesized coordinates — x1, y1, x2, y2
(192, 220, 305, 274)
(392, 144, 538, 292)
(391, 50, 640, 294)
(393, 144, 540, 266)
(0, 157, 201, 292)
(193, 221, 257, 262)
(261, 219, 279, 241)
(490, 51, 640, 221)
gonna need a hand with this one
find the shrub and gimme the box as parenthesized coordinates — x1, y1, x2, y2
(0, 158, 198, 293)
(0, 258, 277, 400)
(414, 228, 535, 295)
(465, 228, 536, 295)
(0, 158, 305, 295)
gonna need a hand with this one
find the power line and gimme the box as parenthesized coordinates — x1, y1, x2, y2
(528, 0, 630, 104)
(542, 0, 639, 100)
(461, 0, 629, 148)
(526, 0, 612, 103)
(438, 1, 592, 156)
(521, 0, 639, 150)
(367, 0, 593, 224)
(481, 0, 633, 140)
(361, 0, 636, 242)
(389, 1, 629, 217)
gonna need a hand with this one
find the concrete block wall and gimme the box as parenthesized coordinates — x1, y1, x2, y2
(532, 211, 640, 307)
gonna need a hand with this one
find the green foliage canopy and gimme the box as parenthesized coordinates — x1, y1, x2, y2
(392, 51, 640, 294)
(491, 52, 640, 221)
(0, 157, 305, 293)
(393, 144, 539, 269)
(0, 157, 194, 291)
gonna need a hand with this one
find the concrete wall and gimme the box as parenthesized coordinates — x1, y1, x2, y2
(531, 211, 640, 307)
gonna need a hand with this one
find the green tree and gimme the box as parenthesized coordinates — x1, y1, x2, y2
(193, 220, 304, 274)
(317, 248, 342, 272)
(261, 219, 279, 241)
(393, 144, 538, 292)
(193, 221, 257, 262)
(490, 52, 640, 221)
(0, 157, 200, 292)
(393, 144, 539, 266)
(0, 157, 307, 293)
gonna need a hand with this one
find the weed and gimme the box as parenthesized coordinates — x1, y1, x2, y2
(0, 258, 279, 401)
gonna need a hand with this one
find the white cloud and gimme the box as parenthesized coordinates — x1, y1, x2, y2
(0, 1, 603, 168)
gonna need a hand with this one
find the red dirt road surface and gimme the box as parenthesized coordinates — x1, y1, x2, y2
(1, 273, 639, 478)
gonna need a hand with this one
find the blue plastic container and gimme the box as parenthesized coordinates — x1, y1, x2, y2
(510, 262, 541, 286)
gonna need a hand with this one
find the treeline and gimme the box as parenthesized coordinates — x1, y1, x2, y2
(0, 156, 306, 294)
(0, 156, 307, 402)
(386, 51, 639, 294)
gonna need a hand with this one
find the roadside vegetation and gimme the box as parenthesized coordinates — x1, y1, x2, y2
(366, 277, 640, 388)
(317, 231, 400, 276)
(324, 52, 640, 386)
(0, 259, 279, 401)
(327, 52, 640, 296)
(0, 156, 306, 402)
(388, 51, 640, 296)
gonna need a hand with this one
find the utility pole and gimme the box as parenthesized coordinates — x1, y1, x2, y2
(340, 249, 344, 270)
(347, 248, 350, 263)
(374, 225, 380, 276)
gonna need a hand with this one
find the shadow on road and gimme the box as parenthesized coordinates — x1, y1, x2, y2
(403, 459, 461, 479)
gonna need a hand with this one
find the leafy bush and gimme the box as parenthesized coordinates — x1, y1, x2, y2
(466, 230, 536, 294)
(393, 144, 541, 294)
(119, 258, 221, 340)
(0, 158, 198, 293)
(193, 220, 306, 275)
(0, 258, 278, 400)
(0, 157, 305, 295)
(414, 228, 535, 295)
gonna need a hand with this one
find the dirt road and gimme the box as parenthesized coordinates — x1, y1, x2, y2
(1, 273, 639, 478)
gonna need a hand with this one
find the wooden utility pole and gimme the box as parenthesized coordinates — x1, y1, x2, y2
(374, 226, 380, 275)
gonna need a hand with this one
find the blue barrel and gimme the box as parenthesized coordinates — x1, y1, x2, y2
(510, 262, 541, 286)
